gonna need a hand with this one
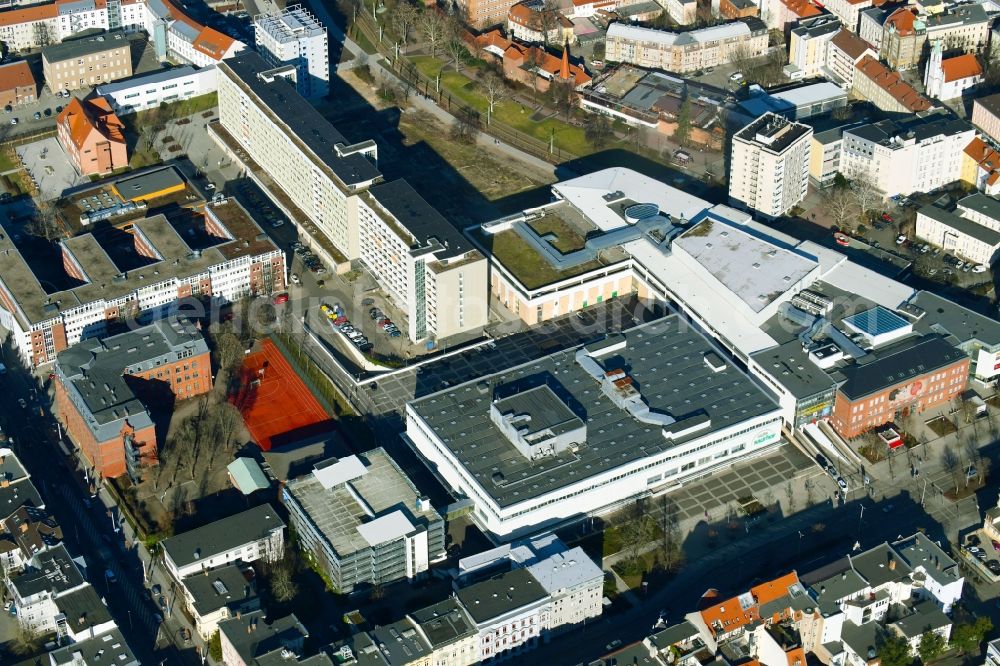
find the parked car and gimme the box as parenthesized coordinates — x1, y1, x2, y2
(729, 72, 744, 82)
(290, 273, 300, 285)
(895, 235, 906, 245)
(968, 546, 984, 554)
(105, 569, 117, 583)
(881, 212, 893, 223)
(272, 293, 289, 305)
(837, 477, 848, 492)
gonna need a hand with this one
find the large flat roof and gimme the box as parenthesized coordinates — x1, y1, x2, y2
(734, 113, 812, 153)
(674, 217, 818, 314)
(908, 291, 1000, 347)
(284, 448, 441, 558)
(56, 318, 207, 440)
(408, 316, 780, 508)
(0, 193, 278, 327)
(220, 51, 381, 189)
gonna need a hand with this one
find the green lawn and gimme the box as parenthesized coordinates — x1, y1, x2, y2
(0, 149, 17, 172)
(408, 56, 592, 155)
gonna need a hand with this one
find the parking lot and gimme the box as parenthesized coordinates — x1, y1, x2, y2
(17, 137, 87, 200)
(353, 298, 656, 416)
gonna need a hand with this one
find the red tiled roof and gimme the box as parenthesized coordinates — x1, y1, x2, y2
(508, 1, 573, 28)
(699, 572, 802, 638)
(942, 53, 982, 83)
(160, 0, 236, 60)
(964, 137, 1000, 181)
(57, 96, 125, 151)
(505, 42, 591, 86)
(0, 61, 34, 92)
(474, 28, 513, 52)
(781, 0, 822, 17)
(855, 55, 933, 112)
(885, 7, 918, 35)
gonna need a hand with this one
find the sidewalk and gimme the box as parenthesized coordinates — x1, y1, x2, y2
(311, 0, 561, 181)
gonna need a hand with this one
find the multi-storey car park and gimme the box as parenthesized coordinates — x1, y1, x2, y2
(281, 449, 446, 593)
(0, 166, 285, 367)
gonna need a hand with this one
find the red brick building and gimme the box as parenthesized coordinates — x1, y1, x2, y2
(54, 318, 212, 480)
(720, 0, 759, 20)
(830, 336, 968, 439)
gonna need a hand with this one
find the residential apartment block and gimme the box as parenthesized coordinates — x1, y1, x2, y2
(0, 60, 35, 108)
(825, 28, 875, 89)
(56, 96, 127, 176)
(604, 19, 768, 75)
(0, 0, 115, 52)
(880, 4, 988, 71)
(218, 610, 313, 666)
(6, 544, 87, 635)
(599, 534, 963, 666)
(179, 563, 260, 640)
(458, 533, 603, 632)
(788, 15, 841, 79)
(729, 113, 812, 219)
(971, 93, 1000, 145)
(506, 0, 575, 44)
(55, 318, 211, 480)
(215, 51, 488, 343)
(0, 176, 285, 368)
(916, 192, 1000, 266)
(97, 63, 217, 115)
(839, 115, 974, 198)
(161, 504, 285, 581)
(42, 29, 132, 91)
(281, 450, 445, 593)
(254, 5, 328, 99)
(818, 0, 873, 31)
(454, 0, 521, 29)
(358, 181, 488, 341)
(0, 0, 244, 65)
(852, 55, 933, 114)
(961, 137, 1000, 196)
(215, 52, 378, 268)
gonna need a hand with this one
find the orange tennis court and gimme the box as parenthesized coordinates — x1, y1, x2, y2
(231, 338, 335, 451)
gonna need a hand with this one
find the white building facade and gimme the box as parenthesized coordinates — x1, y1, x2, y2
(839, 117, 974, 198)
(97, 65, 217, 114)
(254, 5, 329, 99)
(729, 113, 812, 219)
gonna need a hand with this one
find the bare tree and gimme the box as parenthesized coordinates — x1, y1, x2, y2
(850, 174, 883, 218)
(32, 22, 51, 48)
(419, 10, 449, 57)
(548, 78, 576, 120)
(941, 445, 960, 493)
(444, 37, 467, 73)
(824, 186, 859, 232)
(270, 560, 299, 602)
(450, 106, 479, 144)
(390, 1, 420, 44)
(618, 500, 654, 565)
(480, 71, 508, 117)
(28, 199, 63, 241)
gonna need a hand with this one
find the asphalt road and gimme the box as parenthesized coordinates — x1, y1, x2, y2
(0, 345, 194, 665)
